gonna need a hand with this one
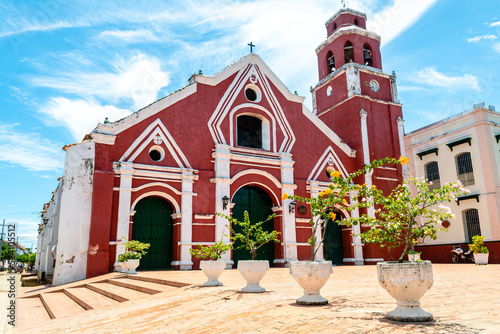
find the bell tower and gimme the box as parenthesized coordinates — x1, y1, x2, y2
(312, 8, 405, 189)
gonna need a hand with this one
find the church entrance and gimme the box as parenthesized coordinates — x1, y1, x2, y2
(231, 185, 275, 267)
(132, 196, 174, 270)
(323, 213, 343, 266)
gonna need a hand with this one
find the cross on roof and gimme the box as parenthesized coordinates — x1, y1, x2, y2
(248, 41, 255, 53)
(341, 0, 347, 8)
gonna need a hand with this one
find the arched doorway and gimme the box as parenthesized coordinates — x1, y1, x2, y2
(231, 185, 275, 267)
(132, 196, 174, 270)
(323, 212, 343, 266)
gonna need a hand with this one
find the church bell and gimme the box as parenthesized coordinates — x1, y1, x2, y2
(363, 49, 372, 64)
(328, 56, 335, 70)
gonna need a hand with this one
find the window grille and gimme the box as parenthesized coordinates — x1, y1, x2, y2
(237, 115, 262, 149)
(463, 209, 481, 242)
(455, 152, 474, 186)
(424, 161, 440, 190)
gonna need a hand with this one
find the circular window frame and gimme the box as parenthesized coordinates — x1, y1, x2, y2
(149, 145, 165, 162)
(244, 84, 262, 103)
(369, 80, 380, 92)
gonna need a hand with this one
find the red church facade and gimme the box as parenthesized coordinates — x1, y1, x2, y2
(42, 8, 406, 285)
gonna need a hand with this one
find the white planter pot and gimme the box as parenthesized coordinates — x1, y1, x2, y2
(200, 260, 226, 286)
(237, 260, 269, 293)
(125, 259, 140, 274)
(119, 262, 128, 273)
(289, 261, 333, 305)
(474, 253, 489, 265)
(407, 253, 421, 262)
(377, 261, 434, 322)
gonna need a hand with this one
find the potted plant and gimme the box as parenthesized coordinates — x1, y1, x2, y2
(284, 157, 405, 305)
(217, 211, 280, 293)
(117, 239, 150, 274)
(189, 234, 232, 286)
(351, 175, 469, 322)
(469, 235, 489, 265)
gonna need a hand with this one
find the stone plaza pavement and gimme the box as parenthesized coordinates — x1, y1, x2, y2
(15, 264, 500, 333)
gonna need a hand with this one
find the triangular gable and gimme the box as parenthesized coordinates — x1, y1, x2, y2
(208, 62, 296, 152)
(119, 118, 191, 168)
(307, 146, 349, 181)
(92, 53, 303, 139)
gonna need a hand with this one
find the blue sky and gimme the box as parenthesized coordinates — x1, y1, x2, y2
(1, 0, 499, 250)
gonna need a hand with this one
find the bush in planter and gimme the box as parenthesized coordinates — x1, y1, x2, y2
(216, 211, 280, 292)
(469, 235, 488, 254)
(117, 240, 150, 262)
(190, 236, 232, 286)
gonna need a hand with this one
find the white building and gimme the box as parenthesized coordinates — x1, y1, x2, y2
(405, 103, 500, 261)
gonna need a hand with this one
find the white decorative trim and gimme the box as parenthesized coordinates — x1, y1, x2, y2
(375, 177, 399, 182)
(91, 133, 116, 145)
(117, 118, 191, 169)
(307, 146, 350, 181)
(295, 218, 312, 223)
(130, 191, 181, 214)
(231, 169, 282, 189)
(194, 214, 214, 219)
(316, 26, 380, 54)
(207, 59, 298, 152)
(172, 213, 182, 219)
(229, 105, 276, 152)
(192, 223, 216, 226)
(364, 258, 384, 262)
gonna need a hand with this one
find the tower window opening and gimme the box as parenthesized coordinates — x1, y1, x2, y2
(344, 41, 354, 64)
(354, 19, 358, 26)
(326, 51, 335, 72)
(237, 115, 262, 149)
(334, 23, 337, 31)
(363, 43, 373, 66)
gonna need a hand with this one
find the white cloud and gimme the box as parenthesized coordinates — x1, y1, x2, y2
(0, 124, 65, 172)
(97, 29, 159, 44)
(30, 53, 170, 110)
(466, 34, 497, 43)
(368, 0, 439, 46)
(491, 21, 500, 27)
(39, 98, 131, 141)
(412, 67, 479, 90)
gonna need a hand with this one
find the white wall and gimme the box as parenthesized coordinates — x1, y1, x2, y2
(52, 142, 95, 285)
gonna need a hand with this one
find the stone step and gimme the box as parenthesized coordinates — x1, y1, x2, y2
(63, 287, 120, 310)
(86, 282, 150, 302)
(110, 277, 181, 293)
(16, 297, 51, 328)
(40, 292, 87, 319)
(125, 274, 190, 288)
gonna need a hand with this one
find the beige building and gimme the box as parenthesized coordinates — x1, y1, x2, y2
(404, 103, 500, 248)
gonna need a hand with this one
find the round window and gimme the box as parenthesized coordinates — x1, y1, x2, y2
(244, 84, 261, 103)
(245, 88, 257, 101)
(149, 149, 162, 161)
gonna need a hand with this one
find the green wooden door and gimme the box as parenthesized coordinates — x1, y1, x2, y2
(232, 186, 275, 267)
(132, 196, 174, 270)
(323, 213, 343, 266)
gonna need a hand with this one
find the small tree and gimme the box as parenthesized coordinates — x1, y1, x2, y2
(469, 235, 488, 254)
(190, 231, 232, 261)
(353, 177, 469, 262)
(117, 239, 150, 262)
(1, 243, 15, 262)
(217, 211, 280, 260)
(16, 253, 29, 264)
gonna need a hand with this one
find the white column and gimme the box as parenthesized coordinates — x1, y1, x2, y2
(178, 170, 194, 270)
(280, 153, 297, 263)
(114, 162, 133, 271)
(212, 144, 233, 268)
(397, 117, 410, 179)
(349, 191, 364, 265)
(360, 110, 374, 218)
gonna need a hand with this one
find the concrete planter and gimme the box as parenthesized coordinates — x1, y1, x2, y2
(289, 261, 333, 305)
(474, 253, 489, 265)
(124, 259, 140, 274)
(200, 260, 226, 286)
(237, 260, 269, 293)
(407, 253, 421, 262)
(377, 261, 433, 322)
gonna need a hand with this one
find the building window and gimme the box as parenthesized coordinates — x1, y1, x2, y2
(354, 19, 358, 26)
(344, 41, 354, 64)
(363, 43, 373, 67)
(237, 115, 262, 149)
(326, 51, 335, 72)
(455, 152, 474, 186)
(424, 161, 440, 190)
(463, 208, 481, 242)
